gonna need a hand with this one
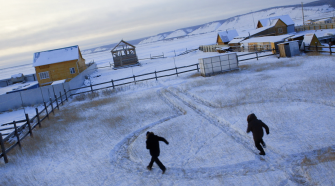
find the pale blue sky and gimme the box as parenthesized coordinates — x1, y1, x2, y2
(0, 0, 316, 67)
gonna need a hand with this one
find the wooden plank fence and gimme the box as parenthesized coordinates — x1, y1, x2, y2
(0, 89, 69, 163)
(0, 50, 277, 163)
(304, 42, 335, 55)
(295, 23, 335, 32)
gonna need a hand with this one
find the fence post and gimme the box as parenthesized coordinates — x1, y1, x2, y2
(329, 44, 332, 55)
(0, 133, 8, 163)
(25, 114, 33, 137)
(150, 54, 152, 60)
(13, 121, 21, 147)
(315, 42, 318, 53)
(133, 75, 136, 84)
(196, 64, 199, 72)
(44, 102, 49, 119)
(35, 108, 41, 128)
(54, 95, 59, 110)
(174, 50, 176, 57)
(64, 89, 68, 101)
(175, 67, 178, 77)
(49, 98, 54, 114)
(256, 52, 259, 60)
(154, 71, 158, 81)
(60, 92, 63, 105)
(111, 79, 115, 89)
(90, 83, 93, 93)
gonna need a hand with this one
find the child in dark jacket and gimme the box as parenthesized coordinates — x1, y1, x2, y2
(146, 131, 169, 174)
(246, 113, 270, 155)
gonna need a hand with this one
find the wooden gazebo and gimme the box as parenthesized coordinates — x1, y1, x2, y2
(111, 40, 139, 67)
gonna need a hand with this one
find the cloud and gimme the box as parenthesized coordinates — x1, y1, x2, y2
(0, 0, 317, 67)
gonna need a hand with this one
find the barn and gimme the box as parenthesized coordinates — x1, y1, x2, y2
(33, 45, 87, 86)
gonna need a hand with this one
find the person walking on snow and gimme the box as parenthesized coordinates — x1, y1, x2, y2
(246, 113, 269, 155)
(146, 131, 169, 174)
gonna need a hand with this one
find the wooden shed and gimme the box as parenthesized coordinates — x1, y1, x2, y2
(33, 45, 87, 86)
(301, 33, 321, 48)
(216, 30, 238, 45)
(111, 40, 139, 68)
(277, 41, 300, 57)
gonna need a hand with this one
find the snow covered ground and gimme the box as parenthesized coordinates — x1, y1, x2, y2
(1, 31, 335, 185)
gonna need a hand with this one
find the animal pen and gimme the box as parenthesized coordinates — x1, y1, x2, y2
(198, 53, 239, 77)
(111, 40, 139, 68)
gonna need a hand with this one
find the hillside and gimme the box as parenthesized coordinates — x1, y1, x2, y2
(82, 1, 335, 53)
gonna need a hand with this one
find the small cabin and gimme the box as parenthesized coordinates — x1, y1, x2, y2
(33, 45, 86, 86)
(111, 40, 139, 67)
(216, 30, 239, 45)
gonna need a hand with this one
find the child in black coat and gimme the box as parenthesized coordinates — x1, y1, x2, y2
(246, 113, 270, 155)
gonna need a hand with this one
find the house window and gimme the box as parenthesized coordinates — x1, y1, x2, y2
(278, 28, 283, 34)
(39, 71, 50, 80)
(70, 67, 76, 74)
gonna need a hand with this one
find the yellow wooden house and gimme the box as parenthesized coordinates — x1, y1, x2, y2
(33, 45, 86, 86)
(257, 15, 295, 33)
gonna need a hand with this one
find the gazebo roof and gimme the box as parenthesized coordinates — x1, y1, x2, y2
(111, 40, 135, 52)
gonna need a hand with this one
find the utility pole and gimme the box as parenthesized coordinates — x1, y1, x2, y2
(251, 10, 256, 28)
(302, 2, 305, 31)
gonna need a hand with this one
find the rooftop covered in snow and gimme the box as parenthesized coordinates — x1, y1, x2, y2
(241, 34, 293, 43)
(258, 15, 294, 27)
(217, 30, 239, 43)
(33, 45, 80, 67)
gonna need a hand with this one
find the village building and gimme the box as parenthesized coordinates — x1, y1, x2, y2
(240, 34, 293, 53)
(33, 45, 86, 86)
(229, 15, 295, 47)
(300, 33, 321, 50)
(216, 30, 239, 45)
(111, 40, 139, 68)
(307, 18, 333, 25)
(257, 15, 295, 33)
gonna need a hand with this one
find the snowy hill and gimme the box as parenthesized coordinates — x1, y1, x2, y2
(188, 22, 222, 35)
(135, 4, 334, 45)
(165, 30, 188, 39)
(81, 1, 334, 54)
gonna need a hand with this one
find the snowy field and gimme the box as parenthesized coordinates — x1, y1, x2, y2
(1, 31, 335, 185)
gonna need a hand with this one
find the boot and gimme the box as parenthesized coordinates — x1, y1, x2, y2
(259, 151, 266, 156)
(147, 166, 152, 171)
(261, 141, 266, 148)
(162, 167, 166, 174)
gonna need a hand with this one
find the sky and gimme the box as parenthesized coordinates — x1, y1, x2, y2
(0, 0, 316, 68)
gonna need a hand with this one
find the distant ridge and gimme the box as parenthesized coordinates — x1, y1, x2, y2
(82, 0, 333, 54)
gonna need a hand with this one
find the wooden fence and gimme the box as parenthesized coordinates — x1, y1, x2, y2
(0, 50, 277, 163)
(295, 23, 335, 32)
(303, 42, 335, 54)
(0, 89, 70, 163)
